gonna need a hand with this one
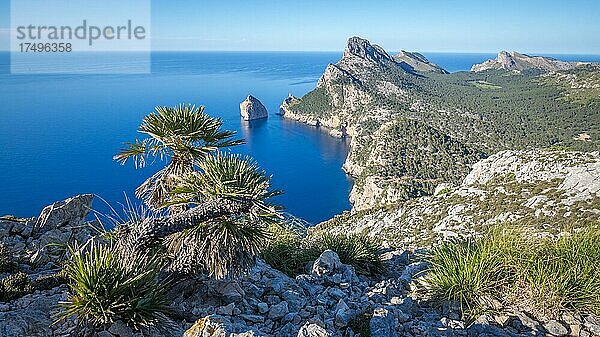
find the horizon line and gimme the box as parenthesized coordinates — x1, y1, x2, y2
(1, 49, 600, 55)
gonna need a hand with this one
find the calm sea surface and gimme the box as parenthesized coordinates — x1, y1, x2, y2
(1, 51, 598, 222)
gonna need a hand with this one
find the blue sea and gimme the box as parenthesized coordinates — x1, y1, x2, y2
(1, 51, 599, 222)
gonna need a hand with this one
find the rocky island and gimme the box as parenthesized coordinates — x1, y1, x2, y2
(240, 95, 269, 121)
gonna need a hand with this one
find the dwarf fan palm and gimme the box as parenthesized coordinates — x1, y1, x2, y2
(165, 153, 282, 278)
(114, 104, 243, 212)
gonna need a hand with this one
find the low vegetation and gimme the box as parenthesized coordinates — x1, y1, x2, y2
(261, 226, 385, 277)
(422, 224, 600, 318)
(58, 242, 171, 330)
(0, 272, 33, 302)
(0, 242, 16, 273)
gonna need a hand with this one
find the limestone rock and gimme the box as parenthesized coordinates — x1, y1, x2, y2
(543, 320, 568, 336)
(278, 94, 298, 116)
(311, 250, 342, 277)
(297, 323, 330, 337)
(370, 308, 398, 337)
(268, 301, 289, 320)
(343, 36, 396, 65)
(240, 95, 268, 121)
(184, 315, 265, 337)
(34, 194, 93, 234)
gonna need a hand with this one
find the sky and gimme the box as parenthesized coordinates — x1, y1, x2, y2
(1, 0, 599, 54)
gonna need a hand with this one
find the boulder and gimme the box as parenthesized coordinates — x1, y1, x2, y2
(543, 320, 568, 336)
(311, 250, 342, 277)
(334, 299, 352, 327)
(297, 323, 330, 337)
(268, 301, 289, 320)
(34, 194, 93, 234)
(240, 95, 268, 121)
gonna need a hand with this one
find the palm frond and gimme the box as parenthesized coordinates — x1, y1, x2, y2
(171, 153, 282, 203)
(114, 139, 161, 169)
(168, 215, 270, 279)
(115, 103, 244, 212)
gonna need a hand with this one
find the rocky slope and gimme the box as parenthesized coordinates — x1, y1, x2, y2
(316, 148, 600, 248)
(0, 195, 96, 336)
(394, 51, 448, 74)
(2, 178, 600, 337)
(280, 36, 600, 211)
(471, 51, 580, 73)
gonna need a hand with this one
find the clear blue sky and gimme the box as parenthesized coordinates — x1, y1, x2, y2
(1, 0, 599, 53)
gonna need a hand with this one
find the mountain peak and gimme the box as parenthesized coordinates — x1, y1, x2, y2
(343, 36, 395, 64)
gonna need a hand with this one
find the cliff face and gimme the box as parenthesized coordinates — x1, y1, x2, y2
(471, 51, 579, 73)
(280, 36, 599, 212)
(316, 149, 600, 248)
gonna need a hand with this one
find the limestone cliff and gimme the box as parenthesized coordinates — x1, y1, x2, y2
(280, 36, 599, 212)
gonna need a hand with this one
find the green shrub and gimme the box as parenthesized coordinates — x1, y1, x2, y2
(261, 227, 385, 277)
(260, 225, 320, 277)
(0, 243, 16, 273)
(58, 242, 171, 330)
(312, 233, 385, 276)
(0, 272, 33, 302)
(423, 225, 600, 318)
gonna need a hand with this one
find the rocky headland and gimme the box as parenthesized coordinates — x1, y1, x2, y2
(394, 51, 448, 74)
(279, 36, 599, 211)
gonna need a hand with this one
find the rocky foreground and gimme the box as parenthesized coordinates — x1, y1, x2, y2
(1, 148, 599, 337)
(2, 198, 600, 337)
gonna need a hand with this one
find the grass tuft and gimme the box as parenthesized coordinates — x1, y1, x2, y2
(422, 224, 600, 318)
(261, 226, 385, 277)
(58, 242, 171, 330)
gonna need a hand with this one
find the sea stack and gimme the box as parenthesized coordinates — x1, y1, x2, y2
(240, 95, 268, 121)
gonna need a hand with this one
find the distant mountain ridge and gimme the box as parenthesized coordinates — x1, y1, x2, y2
(471, 50, 581, 72)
